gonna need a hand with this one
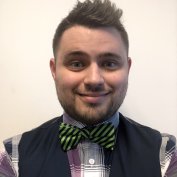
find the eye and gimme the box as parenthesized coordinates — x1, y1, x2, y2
(67, 60, 85, 71)
(102, 60, 120, 70)
(71, 61, 83, 68)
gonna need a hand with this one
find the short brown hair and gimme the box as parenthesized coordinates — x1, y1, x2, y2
(53, 0, 129, 58)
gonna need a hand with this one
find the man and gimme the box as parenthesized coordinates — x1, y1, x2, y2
(0, 0, 177, 176)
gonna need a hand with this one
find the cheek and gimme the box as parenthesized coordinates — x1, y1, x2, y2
(55, 70, 83, 90)
(106, 72, 129, 89)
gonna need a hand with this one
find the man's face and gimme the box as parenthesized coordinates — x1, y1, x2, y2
(50, 25, 131, 125)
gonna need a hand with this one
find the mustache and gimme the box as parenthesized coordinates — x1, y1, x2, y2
(74, 83, 112, 96)
(82, 84, 105, 92)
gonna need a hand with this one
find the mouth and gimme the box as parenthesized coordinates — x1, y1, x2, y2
(77, 92, 110, 104)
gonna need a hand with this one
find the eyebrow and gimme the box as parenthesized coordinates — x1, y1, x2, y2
(64, 51, 122, 61)
(64, 51, 89, 58)
(98, 52, 122, 60)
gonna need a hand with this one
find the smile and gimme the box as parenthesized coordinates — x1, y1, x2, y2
(77, 92, 110, 104)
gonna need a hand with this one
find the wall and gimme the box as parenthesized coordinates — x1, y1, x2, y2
(0, 0, 177, 148)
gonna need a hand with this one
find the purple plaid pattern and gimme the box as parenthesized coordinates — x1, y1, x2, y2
(0, 150, 16, 177)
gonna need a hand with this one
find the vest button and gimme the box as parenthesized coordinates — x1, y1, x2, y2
(89, 158, 95, 165)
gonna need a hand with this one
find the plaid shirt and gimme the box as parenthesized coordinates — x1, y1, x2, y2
(0, 116, 177, 177)
(63, 113, 119, 177)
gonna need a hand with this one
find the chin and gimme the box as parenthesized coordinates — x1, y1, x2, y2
(74, 107, 114, 125)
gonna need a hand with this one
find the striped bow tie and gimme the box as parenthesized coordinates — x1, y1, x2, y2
(59, 122, 116, 151)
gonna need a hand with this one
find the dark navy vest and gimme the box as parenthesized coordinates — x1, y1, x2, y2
(18, 114, 162, 177)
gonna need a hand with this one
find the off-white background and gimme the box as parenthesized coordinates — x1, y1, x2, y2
(0, 0, 177, 148)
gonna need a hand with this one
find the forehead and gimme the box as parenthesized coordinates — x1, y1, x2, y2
(56, 25, 127, 57)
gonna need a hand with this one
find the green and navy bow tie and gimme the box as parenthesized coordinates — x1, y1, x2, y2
(59, 122, 116, 151)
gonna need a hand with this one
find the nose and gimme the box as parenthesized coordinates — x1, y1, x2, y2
(84, 63, 104, 89)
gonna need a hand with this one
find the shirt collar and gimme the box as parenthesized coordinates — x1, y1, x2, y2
(63, 112, 119, 129)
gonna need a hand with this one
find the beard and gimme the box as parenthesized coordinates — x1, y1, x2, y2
(60, 99, 117, 125)
(56, 81, 128, 125)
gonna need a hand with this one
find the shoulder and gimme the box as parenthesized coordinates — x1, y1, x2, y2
(3, 116, 63, 158)
(19, 116, 62, 152)
(2, 116, 63, 176)
(25, 116, 62, 132)
(119, 114, 161, 139)
(120, 114, 177, 177)
(19, 116, 62, 142)
(119, 114, 177, 176)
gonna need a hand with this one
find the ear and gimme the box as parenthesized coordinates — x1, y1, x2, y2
(50, 58, 56, 80)
(127, 57, 132, 73)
